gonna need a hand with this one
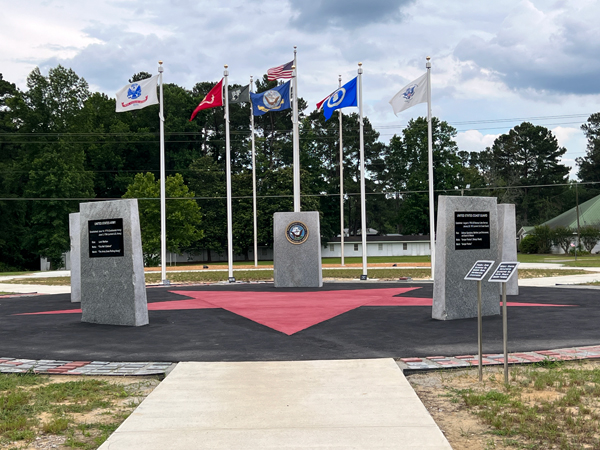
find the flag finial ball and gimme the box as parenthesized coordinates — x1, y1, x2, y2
(426, 56, 431, 61)
(292, 65, 296, 70)
(158, 60, 163, 65)
(224, 64, 228, 68)
(358, 62, 363, 66)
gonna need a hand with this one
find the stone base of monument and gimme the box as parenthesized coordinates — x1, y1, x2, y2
(273, 212, 322, 288)
(80, 199, 148, 327)
(433, 196, 500, 320)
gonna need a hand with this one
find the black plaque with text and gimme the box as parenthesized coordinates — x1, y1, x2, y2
(89, 218, 124, 258)
(455, 211, 490, 250)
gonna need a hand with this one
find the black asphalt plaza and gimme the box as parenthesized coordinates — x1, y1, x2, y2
(0, 282, 598, 362)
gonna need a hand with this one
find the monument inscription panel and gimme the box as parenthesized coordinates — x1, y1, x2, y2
(88, 218, 124, 258)
(455, 211, 490, 250)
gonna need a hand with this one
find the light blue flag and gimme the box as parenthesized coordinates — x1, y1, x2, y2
(323, 77, 358, 120)
(250, 81, 291, 116)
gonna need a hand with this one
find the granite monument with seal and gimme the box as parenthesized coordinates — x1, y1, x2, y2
(79, 199, 148, 326)
(433, 195, 500, 320)
(273, 211, 322, 288)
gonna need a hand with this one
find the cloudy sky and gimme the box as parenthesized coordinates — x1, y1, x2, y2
(2, 0, 599, 177)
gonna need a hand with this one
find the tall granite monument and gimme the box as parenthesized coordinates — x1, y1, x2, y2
(69, 213, 81, 303)
(273, 212, 323, 288)
(79, 199, 148, 326)
(497, 203, 518, 295)
(433, 196, 500, 320)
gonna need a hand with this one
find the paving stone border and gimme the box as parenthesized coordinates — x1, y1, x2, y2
(0, 358, 175, 376)
(395, 344, 600, 372)
(1, 345, 599, 376)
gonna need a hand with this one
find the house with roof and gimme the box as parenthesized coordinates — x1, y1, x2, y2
(517, 194, 600, 254)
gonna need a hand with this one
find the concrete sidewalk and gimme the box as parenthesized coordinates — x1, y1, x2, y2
(99, 359, 452, 450)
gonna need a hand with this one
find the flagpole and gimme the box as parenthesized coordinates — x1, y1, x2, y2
(426, 56, 435, 281)
(358, 63, 367, 280)
(338, 74, 345, 267)
(224, 65, 235, 282)
(251, 76, 258, 268)
(158, 61, 168, 285)
(292, 46, 300, 212)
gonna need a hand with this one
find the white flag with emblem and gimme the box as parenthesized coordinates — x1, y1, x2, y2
(389, 72, 428, 115)
(115, 75, 159, 112)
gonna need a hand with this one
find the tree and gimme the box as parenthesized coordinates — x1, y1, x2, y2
(479, 122, 570, 227)
(579, 225, 600, 253)
(24, 143, 95, 268)
(384, 117, 466, 235)
(123, 173, 203, 265)
(552, 226, 574, 254)
(577, 113, 600, 185)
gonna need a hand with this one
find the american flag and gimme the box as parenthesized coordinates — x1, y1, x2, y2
(267, 60, 294, 80)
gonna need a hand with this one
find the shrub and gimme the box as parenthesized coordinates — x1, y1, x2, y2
(519, 235, 539, 254)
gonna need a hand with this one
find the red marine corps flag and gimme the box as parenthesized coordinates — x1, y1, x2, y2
(189, 79, 223, 121)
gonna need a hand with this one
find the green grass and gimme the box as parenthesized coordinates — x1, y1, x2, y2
(0, 271, 31, 277)
(449, 362, 600, 449)
(517, 253, 600, 266)
(0, 373, 158, 448)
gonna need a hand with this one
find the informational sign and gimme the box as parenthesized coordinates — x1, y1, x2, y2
(488, 262, 519, 283)
(464, 260, 495, 281)
(88, 218, 124, 258)
(455, 211, 491, 250)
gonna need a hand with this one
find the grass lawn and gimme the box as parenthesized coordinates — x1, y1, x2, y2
(0, 373, 160, 449)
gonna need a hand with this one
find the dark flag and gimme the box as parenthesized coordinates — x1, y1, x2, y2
(228, 84, 250, 104)
(250, 81, 291, 116)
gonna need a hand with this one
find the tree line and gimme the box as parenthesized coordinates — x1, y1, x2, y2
(1, 66, 599, 270)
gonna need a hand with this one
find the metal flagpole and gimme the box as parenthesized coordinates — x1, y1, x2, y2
(251, 76, 258, 268)
(358, 63, 367, 280)
(426, 56, 435, 281)
(158, 61, 168, 285)
(292, 46, 301, 212)
(338, 75, 345, 267)
(224, 65, 235, 282)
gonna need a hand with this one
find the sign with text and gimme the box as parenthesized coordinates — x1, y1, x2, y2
(488, 262, 519, 283)
(455, 211, 491, 250)
(464, 260, 495, 281)
(88, 218, 124, 258)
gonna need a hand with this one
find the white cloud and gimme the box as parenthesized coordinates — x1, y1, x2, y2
(455, 130, 500, 153)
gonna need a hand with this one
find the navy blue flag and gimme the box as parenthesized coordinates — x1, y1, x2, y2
(323, 76, 358, 120)
(250, 81, 291, 116)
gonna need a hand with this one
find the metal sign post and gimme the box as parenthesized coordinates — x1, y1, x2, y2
(464, 260, 495, 381)
(488, 261, 520, 385)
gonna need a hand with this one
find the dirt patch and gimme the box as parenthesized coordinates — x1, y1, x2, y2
(407, 360, 600, 449)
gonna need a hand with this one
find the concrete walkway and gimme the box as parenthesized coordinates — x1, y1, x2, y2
(99, 359, 451, 450)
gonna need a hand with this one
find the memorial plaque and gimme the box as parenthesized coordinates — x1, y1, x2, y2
(455, 211, 491, 250)
(89, 218, 124, 258)
(489, 262, 519, 283)
(464, 260, 495, 281)
(433, 196, 499, 320)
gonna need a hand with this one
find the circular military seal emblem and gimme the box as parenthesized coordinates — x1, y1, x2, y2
(286, 221, 309, 245)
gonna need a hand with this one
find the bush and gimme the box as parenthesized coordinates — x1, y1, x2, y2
(519, 235, 539, 254)
(579, 225, 600, 253)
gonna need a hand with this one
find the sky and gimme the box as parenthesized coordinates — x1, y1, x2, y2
(1, 0, 599, 178)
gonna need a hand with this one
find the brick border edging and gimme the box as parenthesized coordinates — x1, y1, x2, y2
(0, 359, 175, 376)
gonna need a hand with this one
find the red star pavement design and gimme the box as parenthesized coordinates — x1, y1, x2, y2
(15, 287, 577, 335)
